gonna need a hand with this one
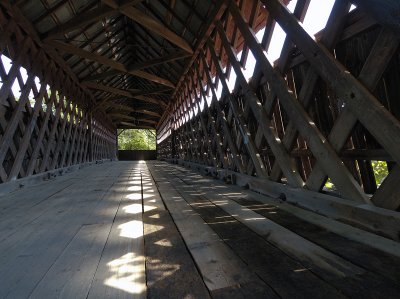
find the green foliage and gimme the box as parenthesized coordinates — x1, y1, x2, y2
(325, 178, 335, 190)
(118, 129, 156, 150)
(371, 160, 388, 186)
(324, 160, 389, 191)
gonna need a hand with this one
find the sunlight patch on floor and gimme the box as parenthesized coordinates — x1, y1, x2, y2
(104, 253, 146, 295)
(127, 193, 142, 200)
(118, 220, 143, 239)
(154, 238, 173, 247)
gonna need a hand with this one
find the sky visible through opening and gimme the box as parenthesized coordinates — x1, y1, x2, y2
(0, 0, 355, 138)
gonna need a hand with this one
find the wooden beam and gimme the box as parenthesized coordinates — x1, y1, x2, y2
(306, 28, 399, 191)
(130, 87, 171, 97)
(172, 0, 227, 98)
(229, 1, 368, 203)
(199, 52, 246, 174)
(212, 26, 302, 183)
(105, 102, 161, 117)
(82, 69, 120, 82)
(42, 6, 115, 40)
(122, 7, 193, 53)
(84, 81, 167, 107)
(131, 69, 174, 88)
(109, 113, 157, 125)
(118, 121, 155, 129)
(42, 0, 143, 40)
(47, 40, 175, 88)
(103, 0, 193, 53)
(84, 81, 131, 97)
(47, 40, 124, 69)
(157, 0, 227, 129)
(349, 0, 400, 35)
(82, 49, 189, 81)
(267, 0, 351, 182)
(261, 0, 400, 170)
(127, 50, 192, 71)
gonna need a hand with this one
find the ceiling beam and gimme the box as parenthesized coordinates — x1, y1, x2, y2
(127, 50, 192, 71)
(82, 50, 191, 82)
(84, 81, 168, 107)
(103, 0, 193, 53)
(105, 102, 162, 117)
(130, 87, 172, 97)
(42, 5, 115, 40)
(109, 113, 158, 125)
(118, 121, 155, 129)
(47, 40, 175, 88)
(42, 0, 144, 40)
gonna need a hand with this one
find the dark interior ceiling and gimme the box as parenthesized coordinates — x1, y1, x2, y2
(13, 0, 219, 129)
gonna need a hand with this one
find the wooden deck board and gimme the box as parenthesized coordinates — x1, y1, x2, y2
(159, 162, 400, 298)
(0, 163, 128, 298)
(141, 163, 211, 299)
(87, 165, 146, 299)
(0, 161, 399, 298)
(149, 164, 346, 299)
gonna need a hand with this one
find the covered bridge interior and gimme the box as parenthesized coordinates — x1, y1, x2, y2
(1, 0, 400, 298)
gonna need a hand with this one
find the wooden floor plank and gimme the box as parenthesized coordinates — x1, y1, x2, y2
(142, 163, 211, 298)
(174, 164, 400, 285)
(163, 162, 400, 299)
(1, 160, 399, 299)
(29, 223, 112, 298)
(0, 163, 130, 298)
(0, 164, 121, 251)
(232, 194, 400, 285)
(148, 163, 279, 298)
(149, 163, 346, 299)
(0, 165, 119, 243)
(87, 163, 146, 299)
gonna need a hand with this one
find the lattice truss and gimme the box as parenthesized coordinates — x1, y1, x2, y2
(0, 6, 117, 183)
(158, 0, 400, 210)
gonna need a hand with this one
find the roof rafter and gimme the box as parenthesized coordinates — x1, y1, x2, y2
(82, 50, 191, 82)
(83, 81, 168, 107)
(109, 113, 158, 125)
(118, 121, 155, 129)
(103, 0, 193, 54)
(41, 0, 143, 40)
(105, 102, 162, 117)
(47, 40, 175, 88)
